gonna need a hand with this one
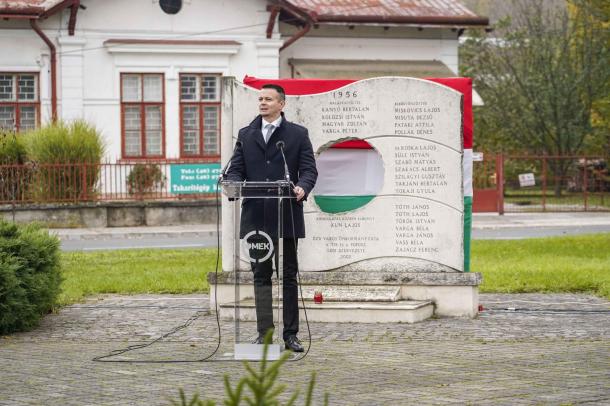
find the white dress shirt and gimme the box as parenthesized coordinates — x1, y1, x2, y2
(261, 116, 282, 143)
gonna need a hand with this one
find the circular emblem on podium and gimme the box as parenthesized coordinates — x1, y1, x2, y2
(241, 230, 274, 263)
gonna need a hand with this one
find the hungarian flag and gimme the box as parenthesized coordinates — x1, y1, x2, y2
(312, 139, 384, 214)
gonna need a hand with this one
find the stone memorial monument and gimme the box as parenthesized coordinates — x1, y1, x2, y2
(211, 77, 481, 323)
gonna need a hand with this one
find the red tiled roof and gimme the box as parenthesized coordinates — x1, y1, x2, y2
(0, 0, 65, 15)
(281, 0, 488, 26)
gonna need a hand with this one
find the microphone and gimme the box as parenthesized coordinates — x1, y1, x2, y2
(219, 140, 242, 180)
(276, 141, 290, 184)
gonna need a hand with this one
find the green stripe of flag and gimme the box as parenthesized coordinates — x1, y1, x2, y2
(464, 196, 472, 272)
(314, 195, 376, 214)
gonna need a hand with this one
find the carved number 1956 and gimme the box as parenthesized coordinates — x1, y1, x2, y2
(333, 91, 358, 99)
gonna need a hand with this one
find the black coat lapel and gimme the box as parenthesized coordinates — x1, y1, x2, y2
(253, 127, 266, 151)
(267, 123, 284, 147)
(248, 116, 266, 151)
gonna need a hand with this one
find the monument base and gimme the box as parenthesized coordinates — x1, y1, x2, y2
(220, 298, 434, 323)
(208, 271, 481, 320)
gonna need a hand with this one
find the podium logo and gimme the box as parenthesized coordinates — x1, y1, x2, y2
(248, 241, 271, 250)
(241, 230, 274, 263)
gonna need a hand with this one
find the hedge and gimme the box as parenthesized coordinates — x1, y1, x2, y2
(0, 220, 62, 334)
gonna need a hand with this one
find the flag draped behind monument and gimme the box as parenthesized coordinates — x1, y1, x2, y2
(243, 76, 474, 272)
(313, 140, 384, 214)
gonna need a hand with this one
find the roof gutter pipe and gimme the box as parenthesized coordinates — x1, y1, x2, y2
(30, 19, 57, 122)
(268, 0, 316, 51)
(266, 6, 280, 38)
(280, 22, 311, 51)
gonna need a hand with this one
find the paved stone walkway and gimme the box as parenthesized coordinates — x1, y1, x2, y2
(1, 293, 608, 405)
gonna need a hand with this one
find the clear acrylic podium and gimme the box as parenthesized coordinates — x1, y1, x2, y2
(221, 179, 294, 361)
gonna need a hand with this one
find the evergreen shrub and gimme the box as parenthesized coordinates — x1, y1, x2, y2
(170, 331, 329, 405)
(126, 163, 166, 197)
(0, 220, 62, 334)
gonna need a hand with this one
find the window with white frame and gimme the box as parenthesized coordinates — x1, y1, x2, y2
(179, 74, 221, 157)
(0, 73, 39, 132)
(121, 73, 165, 158)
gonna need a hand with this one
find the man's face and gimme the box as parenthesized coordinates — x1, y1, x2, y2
(258, 88, 285, 120)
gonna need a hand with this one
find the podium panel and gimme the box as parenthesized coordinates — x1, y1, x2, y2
(221, 180, 294, 360)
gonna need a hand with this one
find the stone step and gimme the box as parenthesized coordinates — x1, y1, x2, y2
(219, 299, 434, 323)
(267, 285, 401, 302)
(209, 270, 482, 286)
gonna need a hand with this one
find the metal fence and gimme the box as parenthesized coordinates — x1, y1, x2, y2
(3, 156, 608, 212)
(474, 154, 610, 213)
(0, 160, 220, 204)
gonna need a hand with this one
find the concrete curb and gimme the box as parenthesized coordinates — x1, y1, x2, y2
(48, 213, 610, 240)
(51, 224, 219, 240)
(472, 212, 610, 229)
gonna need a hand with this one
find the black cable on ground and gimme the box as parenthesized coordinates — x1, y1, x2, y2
(92, 183, 224, 364)
(92, 179, 313, 363)
(287, 192, 312, 361)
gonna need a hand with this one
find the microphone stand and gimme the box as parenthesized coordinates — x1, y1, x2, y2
(275, 140, 292, 281)
(219, 140, 242, 181)
(275, 141, 291, 185)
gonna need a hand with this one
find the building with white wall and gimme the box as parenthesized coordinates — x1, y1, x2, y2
(0, 0, 487, 162)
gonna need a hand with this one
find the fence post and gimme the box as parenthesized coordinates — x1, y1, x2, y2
(602, 157, 607, 208)
(82, 163, 88, 201)
(497, 153, 504, 215)
(583, 158, 588, 211)
(542, 156, 547, 212)
(72, 164, 77, 203)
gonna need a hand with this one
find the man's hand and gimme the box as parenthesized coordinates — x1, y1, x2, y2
(293, 186, 305, 201)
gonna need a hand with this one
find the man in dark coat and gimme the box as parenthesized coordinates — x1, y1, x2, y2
(225, 84, 317, 352)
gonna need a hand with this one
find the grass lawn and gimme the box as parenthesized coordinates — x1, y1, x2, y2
(473, 233, 610, 299)
(59, 248, 218, 306)
(58, 233, 610, 306)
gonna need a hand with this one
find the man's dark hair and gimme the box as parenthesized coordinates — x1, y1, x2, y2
(262, 84, 286, 101)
